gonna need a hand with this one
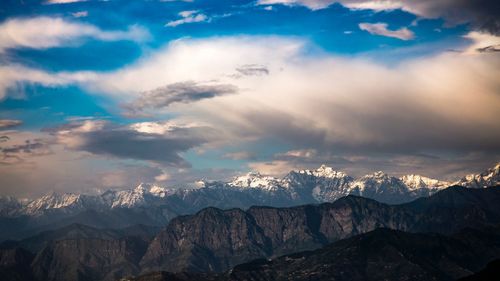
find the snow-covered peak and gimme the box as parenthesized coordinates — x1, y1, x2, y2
(23, 193, 86, 215)
(228, 172, 281, 190)
(359, 171, 391, 182)
(457, 162, 500, 188)
(349, 171, 408, 197)
(149, 185, 171, 197)
(400, 174, 450, 190)
(303, 165, 349, 179)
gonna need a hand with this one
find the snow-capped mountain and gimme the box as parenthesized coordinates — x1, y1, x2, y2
(283, 165, 354, 202)
(400, 174, 450, 190)
(24, 193, 104, 216)
(2, 162, 499, 220)
(228, 172, 282, 191)
(101, 183, 175, 209)
(456, 163, 500, 188)
(22, 184, 177, 216)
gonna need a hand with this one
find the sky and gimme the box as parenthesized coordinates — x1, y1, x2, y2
(0, 0, 499, 197)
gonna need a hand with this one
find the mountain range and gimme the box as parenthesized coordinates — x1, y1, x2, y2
(0, 186, 499, 281)
(129, 226, 500, 281)
(0, 163, 498, 241)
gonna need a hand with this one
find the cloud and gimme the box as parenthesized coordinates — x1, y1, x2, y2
(359, 22, 414, 40)
(0, 132, 52, 165)
(71, 11, 88, 18)
(47, 120, 218, 167)
(222, 151, 257, 160)
(236, 64, 270, 76)
(0, 119, 22, 130)
(257, 0, 337, 10)
(1, 34, 499, 180)
(257, 0, 500, 34)
(125, 81, 238, 114)
(0, 17, 150, 52)
(0, 64, 94, 100)
(463, 32, 500, 54)
(7, 34, 498, 156)
(45, 0, 88, 4)
(92, 34, 497, 177)
(165, 10, 209, 27)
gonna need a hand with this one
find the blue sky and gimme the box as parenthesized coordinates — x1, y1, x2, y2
(0, 0, 499, 196)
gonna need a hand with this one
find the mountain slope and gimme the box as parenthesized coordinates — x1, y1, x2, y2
(140, 186, 500, 273)
(225, 226, 500, 281)
(126, 226, 500, 281)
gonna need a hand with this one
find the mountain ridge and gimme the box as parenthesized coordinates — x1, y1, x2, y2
(0, 163, 498, 241)
(1, 186, 500, 281)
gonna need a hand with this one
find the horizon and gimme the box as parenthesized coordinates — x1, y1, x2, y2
(1, 0, 500, 198)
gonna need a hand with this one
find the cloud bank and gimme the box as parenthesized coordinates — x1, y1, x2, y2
(1, 33, 499, 181)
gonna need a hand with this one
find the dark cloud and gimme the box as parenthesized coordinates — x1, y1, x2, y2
(236, 64, 269, 76)
(439, 0, 500, 34)
(477, 44, 500, 53)
(47, 120, 218, 167)
(388, 0, 500, 34)
(0, 138, 51, 165)
(0, 119, 22, 130)
(126, 81, 238, 114)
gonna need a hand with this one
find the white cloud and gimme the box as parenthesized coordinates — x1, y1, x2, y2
(165, 10, 209, 27)
(0, 64, 99, 100)
(71, 11, 89, 18)
(463, 31, 500, 54)
(45, 0, 88, 4)
(0, 17, 150, 52)
(359, 22, 415, 40)
(258, 0, 335, 10)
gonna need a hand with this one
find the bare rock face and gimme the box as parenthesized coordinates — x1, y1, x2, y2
(140, 208, 270, 273)
(140, 186, 500, 274)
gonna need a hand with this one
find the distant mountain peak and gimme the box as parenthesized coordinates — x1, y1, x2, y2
(457, 162, 500, 188)
(359, 171, 391, 182)
(293, 165, 348, 180)
(400, 174, 450, 190)
(228, 172, 280, 190)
